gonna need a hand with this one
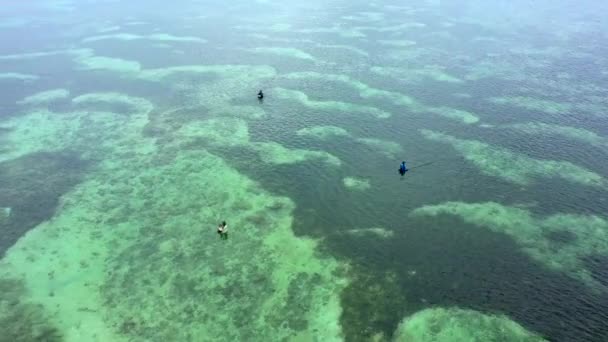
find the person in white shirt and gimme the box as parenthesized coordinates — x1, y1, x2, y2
(217, 221, 228, 239)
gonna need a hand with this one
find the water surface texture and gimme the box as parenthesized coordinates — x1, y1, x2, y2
(1, 0, 608, 341)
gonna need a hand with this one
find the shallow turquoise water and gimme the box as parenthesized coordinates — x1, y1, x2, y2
(1, 0, 608, 341)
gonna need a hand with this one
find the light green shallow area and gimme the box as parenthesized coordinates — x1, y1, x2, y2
(248, 37, 368, 56)
(82, 33, 207, 43)
(314, 43, 369, 57)
(72, 92, 155, 115)
(370, 65, 464, 84)
(138, 64, 277, 82)
(2, 1, 607, 340)
(274, 87, 392, 119)
(295, 125, 403, 160)
(296, 125, 351, 140)
(75, 54, 143, 73)
(0, 73, 348, 341)
(411, 201, 608, 290)
(353, 22, 427, 33)
(283, 72, 419, 108)
(295, 125, 403, 161)
(343, 227, 394, 239)
(376, 40, 417, 47)
(341, 11, 385, 22)
(420, 129, 605, 187)
(176, 118, 342, 166)
(0, 207, 10, 221)
(68, 50, 275, 114)
(489, 96, 572, 115)
(0, 72, 40, 81)
(244, 47, 317, 61)
(343, 177, 371, 191)
(356, 138, 403, 159)
(63, 49, 478, 126)
(0, 48, 92, 61)
(17, 89, 71, 105)
(255, 141, 342, 166)
(68, 56, 275, 121)
(0, 92, 153, 163)
(425, 107, 479, 125)
(507, 122, 608, 149)
(139, 64, 274, 120)
(283, 72, 478, 124)
(0, 49, 140, 76)
(464, 59, 608, 108)
(394, 307, 546, 342)
(295, 25, 367, 38)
